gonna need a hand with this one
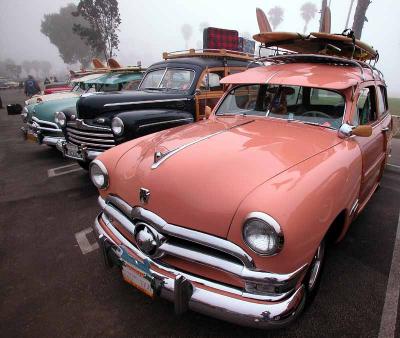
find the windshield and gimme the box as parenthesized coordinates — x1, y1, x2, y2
(216, 84, 345, 130)
(139, 68, 195, 91)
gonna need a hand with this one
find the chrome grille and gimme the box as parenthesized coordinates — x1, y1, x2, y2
(66, 120, 115, 150)
(97, 195, 305, 301)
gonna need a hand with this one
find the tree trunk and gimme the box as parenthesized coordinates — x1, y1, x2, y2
(352, 0, 371, 39)
(319, 0, 327, 32)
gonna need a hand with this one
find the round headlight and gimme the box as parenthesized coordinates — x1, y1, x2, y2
(54, 111, 66, 127)
(89, 160, 109, 189)
(243, 212, 284, 256)
(111, 117, 124, 135)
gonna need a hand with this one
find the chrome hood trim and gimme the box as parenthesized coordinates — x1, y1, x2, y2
(151, 119, 254, 169)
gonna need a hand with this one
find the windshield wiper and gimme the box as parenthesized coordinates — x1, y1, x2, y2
(302, 121, 335, 129)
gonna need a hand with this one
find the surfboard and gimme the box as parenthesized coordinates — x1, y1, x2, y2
(253, 32, 306, 44)
(107, 58, 122, 69)
(311, 32, 377, 60)
(92, 58, 107, 69)
(256, 7, 272, 33)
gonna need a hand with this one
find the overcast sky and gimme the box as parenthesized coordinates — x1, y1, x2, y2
(0, 0, 399, 95)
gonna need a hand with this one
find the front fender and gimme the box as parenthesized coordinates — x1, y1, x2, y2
(115, 109, 194, 141)
(227, 140, 362, 275)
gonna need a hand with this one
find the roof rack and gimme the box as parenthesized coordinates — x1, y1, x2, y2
(256, 54, 384, 82)
(162, 48, 254, 61)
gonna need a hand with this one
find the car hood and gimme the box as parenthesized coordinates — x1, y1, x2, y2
(32, 97, 78, 122)
(110, 116, 342, 238)
(25, 91, 78, 105)
(77, 90, 190, 119)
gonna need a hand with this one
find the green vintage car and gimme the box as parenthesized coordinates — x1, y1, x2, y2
(21, 70, 144, 147)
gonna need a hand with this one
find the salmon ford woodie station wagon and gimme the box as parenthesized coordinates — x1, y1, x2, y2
(87, 25, 393, 329)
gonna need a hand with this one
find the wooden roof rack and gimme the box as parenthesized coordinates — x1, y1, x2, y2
(162, 48, 254, 61)
(255, 54, 384, 82)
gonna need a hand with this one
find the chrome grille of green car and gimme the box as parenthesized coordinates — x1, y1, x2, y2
(66, 120, 115, 150)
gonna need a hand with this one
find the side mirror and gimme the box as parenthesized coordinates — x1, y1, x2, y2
(352, 124, 372, 137)
(7, 103, 23, 115)
(338, 123, 372, 138)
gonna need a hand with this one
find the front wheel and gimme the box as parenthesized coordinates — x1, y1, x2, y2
(303, 239, 326, 305)
(77, 160, 90, 171)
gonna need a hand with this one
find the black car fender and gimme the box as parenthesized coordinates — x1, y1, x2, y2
(113, 109, 194, 141)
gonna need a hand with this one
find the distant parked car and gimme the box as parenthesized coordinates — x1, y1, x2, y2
(21, 69, 145, 147)
(43, 82, 72, 95)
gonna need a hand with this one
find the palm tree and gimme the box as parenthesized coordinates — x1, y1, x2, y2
(181, 24, 193, 49)
(268, 6, 284, 30)
(300, 2, 318, 34)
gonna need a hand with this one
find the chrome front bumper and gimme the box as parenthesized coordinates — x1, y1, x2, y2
(94, 213, 307, 329)
(56, 140, 102, 161)
(21, 125, 64, 146)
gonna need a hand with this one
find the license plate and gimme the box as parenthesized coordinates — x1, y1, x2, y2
(26, 132, 38, 143)
(65, 143, 84, 160)
(122, 264, 154, 297)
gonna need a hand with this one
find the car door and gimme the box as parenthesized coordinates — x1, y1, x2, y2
(352, 84, 390, 205)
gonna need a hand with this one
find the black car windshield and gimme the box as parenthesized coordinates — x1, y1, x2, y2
(139, 68, 195, 91)
(216, 84, 346, 130)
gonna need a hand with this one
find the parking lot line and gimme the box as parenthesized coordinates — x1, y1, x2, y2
(75, 227, 99, 254)
(47, 163, 83, 177)
(378, 210, 400, 338)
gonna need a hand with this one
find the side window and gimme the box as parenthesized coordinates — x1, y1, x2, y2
(356, 87, 377, 125)
(377, 85, 388, 116)
(199, 71, 224, 91)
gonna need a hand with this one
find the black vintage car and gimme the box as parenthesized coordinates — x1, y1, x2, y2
(56, 49, 255, 168)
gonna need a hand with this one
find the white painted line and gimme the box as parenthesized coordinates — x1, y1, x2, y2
(387, 163, 400, 170)
(378, 210, 400, 338)
(47, 163, 83, 177)
(75, 227, 99, 255)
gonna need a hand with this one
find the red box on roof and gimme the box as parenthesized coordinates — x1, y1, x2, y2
(203, 27, 239, 51)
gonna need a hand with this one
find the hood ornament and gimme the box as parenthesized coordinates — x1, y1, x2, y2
(139, 187, 150, 204)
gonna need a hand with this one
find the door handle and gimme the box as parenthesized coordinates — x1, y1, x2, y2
(381, 127, 389, 132)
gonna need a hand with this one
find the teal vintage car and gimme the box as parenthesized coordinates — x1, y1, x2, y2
(21, 69, 144, 146)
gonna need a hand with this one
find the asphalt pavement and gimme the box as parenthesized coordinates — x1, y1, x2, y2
(0, 89, 399, 337)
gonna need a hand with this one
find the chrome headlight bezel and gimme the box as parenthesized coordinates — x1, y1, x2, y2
(242, 212, 284, 256)
(54, 111, 66, 127)
(111, 117, 124, 136)
(89, 159, 109, 190)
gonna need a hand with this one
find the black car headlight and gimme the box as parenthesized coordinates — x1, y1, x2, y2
(54, 111, 66, 127)
(89, 160, 109, 189)
(111, 117, 124, 135)
(243, 212, 284, 256)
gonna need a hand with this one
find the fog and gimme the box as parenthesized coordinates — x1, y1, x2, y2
(1, 0, 399, 95)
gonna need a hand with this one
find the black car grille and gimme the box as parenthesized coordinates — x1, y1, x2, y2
(66, 120, 115, 150)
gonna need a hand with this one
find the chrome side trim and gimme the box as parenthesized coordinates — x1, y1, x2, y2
(350, 199, 359, 216)
(104, 98, 190, 107)
(151, 120, 254, 169)
(138, 117, 194, 129)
